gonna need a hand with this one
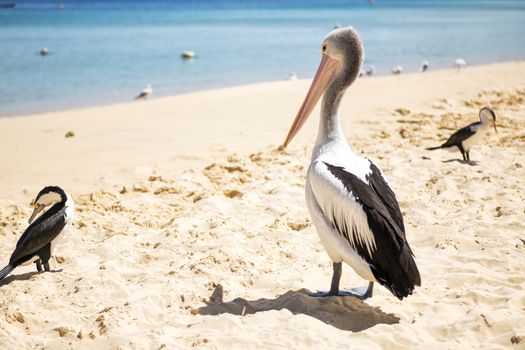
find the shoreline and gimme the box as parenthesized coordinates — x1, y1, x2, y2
(1, 59, 524, 119)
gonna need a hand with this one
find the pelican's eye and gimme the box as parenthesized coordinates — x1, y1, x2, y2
(322, 44, 327, 54)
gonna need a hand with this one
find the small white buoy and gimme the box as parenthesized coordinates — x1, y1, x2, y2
(181, 51, 195, 59)
(454, 58, 466, 69)
(391, 65, 403, 75)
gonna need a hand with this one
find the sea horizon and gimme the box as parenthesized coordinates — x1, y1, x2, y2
(1, 0, 525, 117)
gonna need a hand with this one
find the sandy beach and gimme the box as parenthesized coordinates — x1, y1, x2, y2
(0, 61, 524, 349)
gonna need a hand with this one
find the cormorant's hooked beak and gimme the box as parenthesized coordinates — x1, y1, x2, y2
(28, 203, 46, 224)
(282, 55, 341, 148)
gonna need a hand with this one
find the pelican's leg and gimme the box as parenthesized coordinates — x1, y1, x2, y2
(311, 262, 342, 297)
(312, 263, 373, 300)
(466, 152, 470, 161)
(329, 262, 342, 295)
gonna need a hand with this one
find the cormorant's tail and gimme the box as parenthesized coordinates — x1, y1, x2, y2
(426, 146, 442, 151)
(0, 265, 15, 280)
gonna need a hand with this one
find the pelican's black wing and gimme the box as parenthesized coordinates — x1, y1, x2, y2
(441, 122, 479, 148)
(9, 205, 66, 265)
(323, 161, 421, 299)
(367, 163, 405, 232)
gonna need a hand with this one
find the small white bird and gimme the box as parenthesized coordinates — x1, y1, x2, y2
(391, 65, 403, 75)
(365, 65, 375, 76)
(454, 58, 466, 69)
(135, 84, 153, 100)
(288, 72, 298, 81)
(420, 60, 429, 72)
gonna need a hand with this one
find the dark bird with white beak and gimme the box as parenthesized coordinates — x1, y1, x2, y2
(0, 186, 74, 280)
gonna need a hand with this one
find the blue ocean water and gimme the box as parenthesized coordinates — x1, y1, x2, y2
(1, 0, 524, 116)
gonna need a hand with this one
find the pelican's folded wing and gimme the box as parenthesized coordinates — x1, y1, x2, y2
(309, 159, 420, 299)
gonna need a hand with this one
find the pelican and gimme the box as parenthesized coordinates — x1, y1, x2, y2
(0, 186, 74, 280)
(426, 107, 497, 162)
(135, 84, 153, 100)
(282, 27, 420, 300)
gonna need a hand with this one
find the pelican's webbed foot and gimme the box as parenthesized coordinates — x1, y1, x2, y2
(311, 282, 374, 300)
(349, 281, 374, 300)
(311, 262, 374, 300)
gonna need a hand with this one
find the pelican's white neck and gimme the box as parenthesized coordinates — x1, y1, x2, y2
(314, 69, 349, 151)
(315, 108, 345, 147)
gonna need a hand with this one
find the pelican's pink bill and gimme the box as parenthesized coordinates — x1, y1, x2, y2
(282, 54, 340, 147)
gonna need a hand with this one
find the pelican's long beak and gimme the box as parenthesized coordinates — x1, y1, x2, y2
(28, 203, 45, 224)
(282, 55, 341, 148)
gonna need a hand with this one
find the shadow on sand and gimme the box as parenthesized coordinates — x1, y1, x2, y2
(198, 284, 399, 332)
(0, 269, 63, 287)
(442, 158, 478, 166)
(0, 271, 40, 287)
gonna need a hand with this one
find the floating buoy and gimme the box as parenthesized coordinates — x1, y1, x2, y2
(181, 51, 195, 59)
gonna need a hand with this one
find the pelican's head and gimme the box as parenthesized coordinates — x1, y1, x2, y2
(479, 107, 497, 133)
(282, 27, 363, 148)
(28, 186, 67, 224)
